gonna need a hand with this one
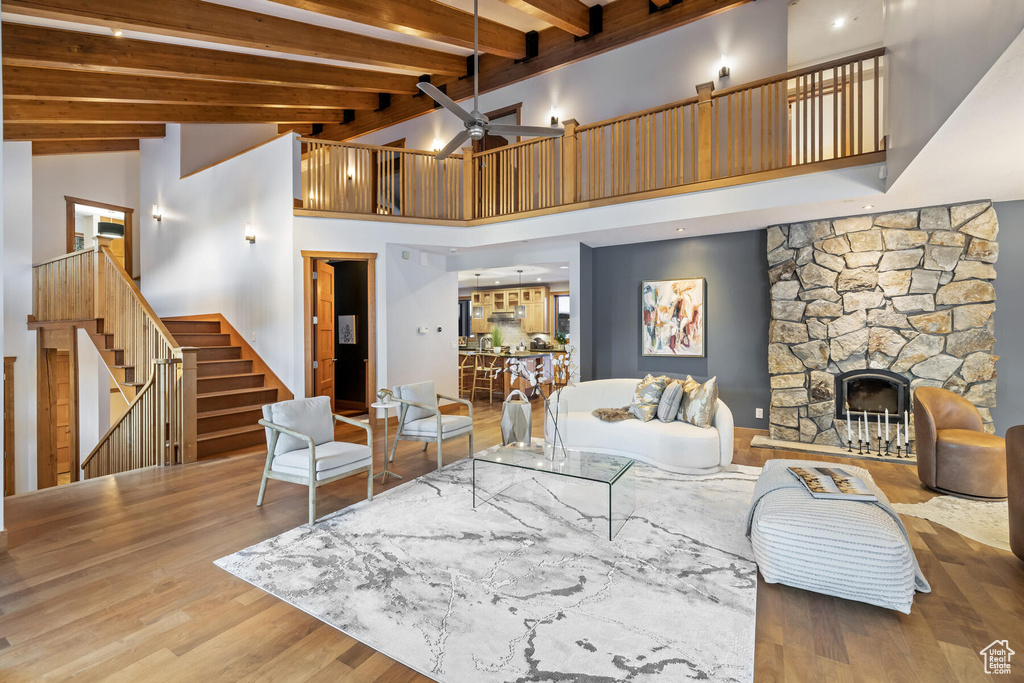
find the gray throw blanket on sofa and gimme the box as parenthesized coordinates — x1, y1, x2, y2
(745, 459, 930, 594)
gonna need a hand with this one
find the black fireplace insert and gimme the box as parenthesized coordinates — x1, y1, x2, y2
(834, 369, 910, 419)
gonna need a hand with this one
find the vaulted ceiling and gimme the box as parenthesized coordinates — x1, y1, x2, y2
(0, 0, 751, 154)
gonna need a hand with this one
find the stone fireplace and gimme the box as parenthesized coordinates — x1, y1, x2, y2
(767, 202, 998, 445)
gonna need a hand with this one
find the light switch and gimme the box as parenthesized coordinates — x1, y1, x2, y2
(417, 326, 429, 335)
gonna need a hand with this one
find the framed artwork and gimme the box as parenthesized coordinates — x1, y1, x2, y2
(338, 315, 357, 345)
(641, 278, 705, 357)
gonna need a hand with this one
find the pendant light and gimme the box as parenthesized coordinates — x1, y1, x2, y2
(515, 270, 527, 318)
(472, 274, 484, 319)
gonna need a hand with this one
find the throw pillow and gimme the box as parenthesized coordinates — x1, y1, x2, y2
(677, 375, 719, 428)
(592, 407, 634, 422)
(657, 380, 683, 422)
(628, 374, 669, 422)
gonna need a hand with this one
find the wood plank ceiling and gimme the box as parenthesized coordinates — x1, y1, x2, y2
(0, 0, 752, 155)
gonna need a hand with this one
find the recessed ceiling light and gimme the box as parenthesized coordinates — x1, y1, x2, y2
(113, 28, 123, 37)
(559, 266, 569, 269)
(676, 228, 685, 232)
(449, 248, 457, 253)
(832, 17, 846, 28)
(536, 278, 542, 281)
(494, 280, 500, 284)
(862, 204, 874, 209)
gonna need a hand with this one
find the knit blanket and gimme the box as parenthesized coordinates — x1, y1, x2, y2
(745, 459, 930, 611)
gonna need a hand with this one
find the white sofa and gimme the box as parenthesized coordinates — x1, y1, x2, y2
(548, 379, 734, 474)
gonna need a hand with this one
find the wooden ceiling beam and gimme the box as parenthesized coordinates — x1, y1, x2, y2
(3, 67, 381, 109)
(5, 101, 356, 124)
(1, 24, 420, 94)
(267, 0, 526, 59)
(5, 122, 165, 140)
(1, 0, 466, 75)
(316, 0, 752, 140)
(32, 139, 140, 155)
(497, 0, 591, 36)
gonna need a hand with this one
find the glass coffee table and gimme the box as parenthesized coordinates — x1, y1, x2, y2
(472, 443, 636, 540)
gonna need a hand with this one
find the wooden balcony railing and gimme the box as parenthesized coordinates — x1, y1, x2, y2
(31, 239, 198, 478)
(298, 48, 885, 222)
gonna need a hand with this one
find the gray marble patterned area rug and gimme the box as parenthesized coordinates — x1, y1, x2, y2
(215, 445, 762, 682)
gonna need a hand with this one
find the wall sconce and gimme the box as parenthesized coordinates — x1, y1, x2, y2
(718, 54, 730, 79)
(431, 139, 444, 153)
(550, 107, 560, 126)
(346, 168, 354, 180)
(244, 222, 256, 244)
(152, 204, 162, 222)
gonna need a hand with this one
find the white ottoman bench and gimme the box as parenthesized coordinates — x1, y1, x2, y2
(745, 459, 930, 614)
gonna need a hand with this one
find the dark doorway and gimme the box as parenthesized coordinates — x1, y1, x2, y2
(331, 259, 370, 414)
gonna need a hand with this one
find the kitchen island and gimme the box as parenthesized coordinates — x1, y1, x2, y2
(458, 350, 564, 401)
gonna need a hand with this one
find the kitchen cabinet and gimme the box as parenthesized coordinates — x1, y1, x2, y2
(469, 286, 550, 334)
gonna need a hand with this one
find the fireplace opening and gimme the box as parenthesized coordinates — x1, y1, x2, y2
(835, 369, 910, 419)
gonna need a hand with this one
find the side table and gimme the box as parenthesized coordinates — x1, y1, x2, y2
(370, 401, 403, 484)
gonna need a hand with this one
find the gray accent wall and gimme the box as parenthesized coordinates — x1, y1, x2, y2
(993, 200, 1024, 435)
(590, 231, 771, 429)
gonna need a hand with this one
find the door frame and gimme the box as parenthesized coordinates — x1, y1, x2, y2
(301, 251, 377, 422)
(65, 195, 135, 278)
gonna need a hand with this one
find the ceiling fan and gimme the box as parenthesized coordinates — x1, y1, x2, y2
(417, 0, 565, 160)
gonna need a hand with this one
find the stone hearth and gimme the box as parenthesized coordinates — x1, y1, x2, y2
(767, 202, 998, 445)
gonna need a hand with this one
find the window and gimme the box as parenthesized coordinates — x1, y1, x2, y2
(555, 294, 570, 336)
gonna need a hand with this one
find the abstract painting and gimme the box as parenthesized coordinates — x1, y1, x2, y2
(641, 278, 705, 357)
(338, 315, 357, 344)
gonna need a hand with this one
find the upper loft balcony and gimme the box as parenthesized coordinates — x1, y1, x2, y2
(298, 49, 885, 226)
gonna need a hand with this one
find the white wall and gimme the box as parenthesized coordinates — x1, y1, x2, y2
(355, 0, 789, 151)
(77, 328, 110, 462)
(384, 245, 458, 395)
(31, 151, 140, 269)
(179, 124, 279, 178)
(3, 142, 36, 495)
(140, 125, 297, 390)
(883, 1, 1024, 185)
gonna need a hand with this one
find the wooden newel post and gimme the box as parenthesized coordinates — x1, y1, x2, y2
(179, 347, 199, 464)
(561, 119, 578, 204)
(696, 81, 715, 181)
(93, 235, 113, 321)
(461, 147, 475, 220)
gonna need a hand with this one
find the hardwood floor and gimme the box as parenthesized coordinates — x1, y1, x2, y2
(1, 400, 1022, 681)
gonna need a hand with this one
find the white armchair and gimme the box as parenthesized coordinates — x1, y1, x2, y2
(257, 396, 373, 525)
(387, 380, 474, 471)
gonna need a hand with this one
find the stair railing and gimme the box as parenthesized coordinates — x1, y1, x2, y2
(88, 242, 198, 474)
(81, 358, 184, 478)
(31, 237, 198, 478)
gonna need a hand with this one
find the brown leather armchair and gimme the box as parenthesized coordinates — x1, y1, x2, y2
(1007, 426, 1024, 562)
(913, 386, 1006, 499)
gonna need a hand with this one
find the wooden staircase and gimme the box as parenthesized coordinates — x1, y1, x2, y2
(162, 317, 289, 460)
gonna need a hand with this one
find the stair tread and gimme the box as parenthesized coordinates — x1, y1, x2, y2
(198, 372, 265, 381)
(198, 405, 265, 419)
(198, 424, 265, 441)
(198, 358, 251, 365)
(199, 386, 274, 398)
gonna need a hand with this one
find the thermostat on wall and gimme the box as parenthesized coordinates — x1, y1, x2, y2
(417, 326, 429, 335)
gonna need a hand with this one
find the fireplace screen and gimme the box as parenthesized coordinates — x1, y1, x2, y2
(835, 370, 910, 419)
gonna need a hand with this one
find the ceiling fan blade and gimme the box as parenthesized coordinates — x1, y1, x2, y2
(416, 82, 477, 126)
(434, 130, 471, 160)
(486, 124, 565, 138)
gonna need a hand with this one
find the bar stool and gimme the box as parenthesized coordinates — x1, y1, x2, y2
(458, 353, 475, 398)
(472, 354, 504, 404)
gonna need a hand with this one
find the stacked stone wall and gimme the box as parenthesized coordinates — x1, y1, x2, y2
(767, 202, 998, 444)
